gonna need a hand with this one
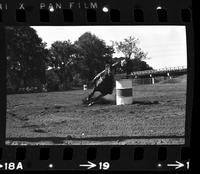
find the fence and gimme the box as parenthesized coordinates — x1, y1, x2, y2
(132, 66, 187, 77)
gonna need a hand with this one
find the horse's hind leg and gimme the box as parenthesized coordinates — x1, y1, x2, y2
(87, 88, 96, 100)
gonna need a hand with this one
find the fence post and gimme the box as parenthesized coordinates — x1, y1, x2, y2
(167, 72, 172, 79)
(150, 74, 154, 84)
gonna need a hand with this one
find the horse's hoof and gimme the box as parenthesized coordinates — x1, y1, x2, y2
(88, 101, 95, 107)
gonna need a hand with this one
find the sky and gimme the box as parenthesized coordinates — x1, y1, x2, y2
(31, 26, 187, 69)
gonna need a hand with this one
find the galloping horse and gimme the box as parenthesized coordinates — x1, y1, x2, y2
(83, 61, 120, 106)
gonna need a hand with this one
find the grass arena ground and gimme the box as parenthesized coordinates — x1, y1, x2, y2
(6, 75, 186, 145)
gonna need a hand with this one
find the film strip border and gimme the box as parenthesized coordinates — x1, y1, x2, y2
(0, 146, 190, 170)
(0, 0, 194, 171)
(0, 0, 192, 24)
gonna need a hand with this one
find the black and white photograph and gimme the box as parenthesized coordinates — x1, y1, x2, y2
(5, 26, 187, 145)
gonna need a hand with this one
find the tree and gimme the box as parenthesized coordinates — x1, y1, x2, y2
(122, 58, 153, 75)
(113, 36, 149, 60)
(114, 36, 139, 59)
(48, 40, 76, 90)
(6, 26, 48, 91)
(113, 36, 150, 74)
(75, 32, 114, 80)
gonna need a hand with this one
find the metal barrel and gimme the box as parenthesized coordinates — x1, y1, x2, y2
(116, 79, 133, 105)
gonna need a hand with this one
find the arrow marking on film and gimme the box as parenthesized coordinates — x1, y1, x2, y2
(167, 161, 184, 170)
(0, 164, 3, 169)
(79, 161, 96, 169)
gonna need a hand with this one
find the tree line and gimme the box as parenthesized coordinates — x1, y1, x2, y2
(6, 26, 153, 94)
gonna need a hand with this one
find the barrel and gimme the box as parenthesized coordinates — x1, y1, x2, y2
(116, 79, 133, 105)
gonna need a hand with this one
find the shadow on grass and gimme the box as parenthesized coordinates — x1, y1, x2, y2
(132, 100, 159, 105)
(82, 97, 115, 105)
(96, 98, 115, 105)
(6, 135, 185, 144)
(93, 98, 159, 105)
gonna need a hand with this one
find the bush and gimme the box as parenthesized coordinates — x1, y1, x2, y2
(27, 78, 43, 92)
(72, 74, 85, 87)
(46, 70, 60, 91)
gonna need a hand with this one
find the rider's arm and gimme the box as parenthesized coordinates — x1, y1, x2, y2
(92, 61, 119, 81)
(92, 70, 105, 83)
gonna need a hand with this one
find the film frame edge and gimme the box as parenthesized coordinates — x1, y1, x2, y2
(0, 0, 195, 172)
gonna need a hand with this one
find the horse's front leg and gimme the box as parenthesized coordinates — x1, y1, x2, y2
(88, 93, 105, 106)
